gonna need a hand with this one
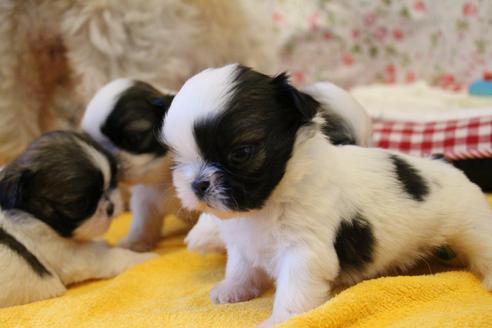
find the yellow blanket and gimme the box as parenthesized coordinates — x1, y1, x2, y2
(1, 197, 492, 328)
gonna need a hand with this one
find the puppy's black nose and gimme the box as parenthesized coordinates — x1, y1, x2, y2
(106, 202, 114, 217)
(192, 180, 210, 199)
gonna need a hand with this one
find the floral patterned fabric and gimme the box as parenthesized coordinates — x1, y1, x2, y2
(272, 0, 492, 90)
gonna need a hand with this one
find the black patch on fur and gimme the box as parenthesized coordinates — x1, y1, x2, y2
(334, 213, 375, 270)
(389, 154, 429, 201)
(0, 226, 51, 277)
(0, 131, 117, 237)
(101, 81, 173, 157)
(320, 110, 356, 145)
(193, 65, 319, 211)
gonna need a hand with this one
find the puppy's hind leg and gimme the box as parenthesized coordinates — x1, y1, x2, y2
(118, 184, 166, 252)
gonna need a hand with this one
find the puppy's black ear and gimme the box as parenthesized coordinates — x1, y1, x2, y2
(272, 73, 318, 122)
(0, 167, 32, 210)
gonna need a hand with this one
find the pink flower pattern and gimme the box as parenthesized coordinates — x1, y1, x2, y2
(463, 3, 478, 16)
(273, 0, 492, 90)
(414, 1, 426, 12)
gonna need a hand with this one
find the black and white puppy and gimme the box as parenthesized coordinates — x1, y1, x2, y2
(82, 79, 198, 252)
(0, 131, 155, 308)
(185, 77, 372, 254)
(162, 64, 492, 327)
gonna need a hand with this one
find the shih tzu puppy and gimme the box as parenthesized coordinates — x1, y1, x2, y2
(81, 79, 198, 252)
(0, 131, 156, 308)
(162, 64, 492, 327)
(185, 74, 373, 255)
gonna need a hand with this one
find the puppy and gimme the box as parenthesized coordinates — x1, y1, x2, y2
(162, 64, 492, 327)
(82, 79, 198, 252)
(185, 73, 372, 254)
(0, 131, 155, 308)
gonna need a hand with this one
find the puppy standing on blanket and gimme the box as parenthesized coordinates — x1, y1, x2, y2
(186, 74, 373, 254)
(0, 131, 155, 308)
(82, 79, 199, 251)
(163, 64, 492, 327)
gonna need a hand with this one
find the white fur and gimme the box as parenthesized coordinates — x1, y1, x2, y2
(164, 66, 492, 327)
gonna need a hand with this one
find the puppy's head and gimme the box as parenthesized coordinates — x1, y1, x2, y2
(163, 64, 318, 218)
(0, 131, 122, 240)
(81, 79, 174, 183)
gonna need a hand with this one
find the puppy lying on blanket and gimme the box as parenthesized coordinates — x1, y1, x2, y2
(0, 131, 155, 308)
(163, 64, 492, 327)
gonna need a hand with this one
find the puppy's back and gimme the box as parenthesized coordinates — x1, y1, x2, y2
(333, 144, 485, 228)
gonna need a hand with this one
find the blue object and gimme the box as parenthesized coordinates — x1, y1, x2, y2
(469, 72, 492, 96)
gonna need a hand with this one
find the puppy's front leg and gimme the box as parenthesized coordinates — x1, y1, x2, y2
(119, 184, 166, 252)
(60, 241, 157, 285)
(211, 245, 270, 304)
(259, 247, 338, 328)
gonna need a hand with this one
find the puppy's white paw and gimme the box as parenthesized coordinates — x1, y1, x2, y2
(117, 249, 158, 270)
(118, 235, 160, 252)
(210, 280, 263, 304)
(185, 214, 225, 254)
(102, 249, 158, 278)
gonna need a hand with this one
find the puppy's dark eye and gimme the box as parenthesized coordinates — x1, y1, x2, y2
(228, 146, 255, 166)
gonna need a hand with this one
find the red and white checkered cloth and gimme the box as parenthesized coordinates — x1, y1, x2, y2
(372, 115, 492, 160)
